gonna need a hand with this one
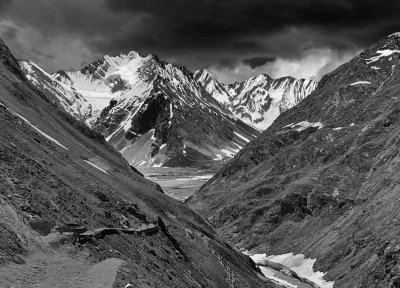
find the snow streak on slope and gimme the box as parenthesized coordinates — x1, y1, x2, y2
(195, 70, 317, 130)
(0, 103, 68, 150)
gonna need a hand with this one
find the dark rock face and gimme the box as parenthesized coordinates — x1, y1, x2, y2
(0, 39, 26, 80)
(129, 92, 170, 135)
(188, 33, 400, 287)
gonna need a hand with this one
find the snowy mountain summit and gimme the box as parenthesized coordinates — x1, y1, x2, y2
(21, 50, 315, 168)
(21, 52, 263, 168)
(194, 69, 317, 130)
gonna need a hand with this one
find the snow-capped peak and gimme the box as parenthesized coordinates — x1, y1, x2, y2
(195, 70, 317, 130)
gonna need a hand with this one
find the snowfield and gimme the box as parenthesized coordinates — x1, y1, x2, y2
(250, 253, 334, 288)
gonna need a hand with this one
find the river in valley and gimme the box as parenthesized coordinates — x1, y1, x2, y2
(142, 167, 332, 288)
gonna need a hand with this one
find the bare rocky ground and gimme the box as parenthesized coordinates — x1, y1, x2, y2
(0, 39, 275, 288)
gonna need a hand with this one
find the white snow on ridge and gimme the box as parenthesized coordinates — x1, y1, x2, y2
(283, 121, 323, 132)
(365, 49, 400, 64)
(350, 81, 371, 86)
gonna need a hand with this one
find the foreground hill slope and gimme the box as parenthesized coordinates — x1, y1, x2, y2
(188, 33, 400, 287)
(21, 54, 260, 168)
(0, 39, 273, 287)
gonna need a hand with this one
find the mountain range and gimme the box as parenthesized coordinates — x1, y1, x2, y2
(20, 53, 316, 168)
(195, 69, 317, 130)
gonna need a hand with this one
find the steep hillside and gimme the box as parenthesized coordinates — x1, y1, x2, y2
(195, 69, 317, 130)
(0, 38, 274, 287)
(188, 33, 400, 287)
(21, 53, 260, 168)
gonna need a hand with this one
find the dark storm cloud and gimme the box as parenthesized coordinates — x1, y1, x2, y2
(1, 0, 400, 80)
(0, 0, 11, 10)
(103, 0, 400, 49)
(243, 57, 277, 69)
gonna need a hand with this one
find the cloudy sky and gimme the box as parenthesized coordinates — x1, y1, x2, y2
(0, 0, 399, 83)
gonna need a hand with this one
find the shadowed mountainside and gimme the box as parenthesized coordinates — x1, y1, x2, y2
(188, 33, 400, 287)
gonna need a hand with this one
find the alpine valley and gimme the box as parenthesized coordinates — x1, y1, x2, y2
(7, 15, 400, 288)
(0, 38, 279, 287)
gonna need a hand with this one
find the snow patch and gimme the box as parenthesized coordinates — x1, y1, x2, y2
(366, 49, 400, 64)
(251, 253, 334, 288)
(233, 131, 250, 143)
(12, 111, 68, 150)
(350, 81, 371, 86)
(169, 103, 173, 119)
(150, 129, 156, 141)
(283, 121, 324, 132)
(183, 144, 187, 156)
(84, 160, 109, 174)
(221, 147, 240, 158)
(213, 154, 223, 161)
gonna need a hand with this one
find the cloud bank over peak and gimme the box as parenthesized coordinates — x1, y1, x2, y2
(0, 0, 397, 82)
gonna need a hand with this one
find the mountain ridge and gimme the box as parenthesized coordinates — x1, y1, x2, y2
(188, 32, 400, 287)
(194, 68, 317, 130)
(21, 51, 261, 168)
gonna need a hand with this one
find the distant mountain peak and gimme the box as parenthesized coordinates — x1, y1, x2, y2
(195, 68, 317, 130)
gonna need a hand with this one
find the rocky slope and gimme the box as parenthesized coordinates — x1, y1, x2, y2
(188, 32, 400, 287)
(21, 54, 260, 168)
(0, 38, 275, 287)
(195, 69, 317, 130)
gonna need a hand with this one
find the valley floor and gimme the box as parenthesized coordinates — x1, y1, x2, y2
(141, 167, 216, 201)
(144, 167, 329, 288)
